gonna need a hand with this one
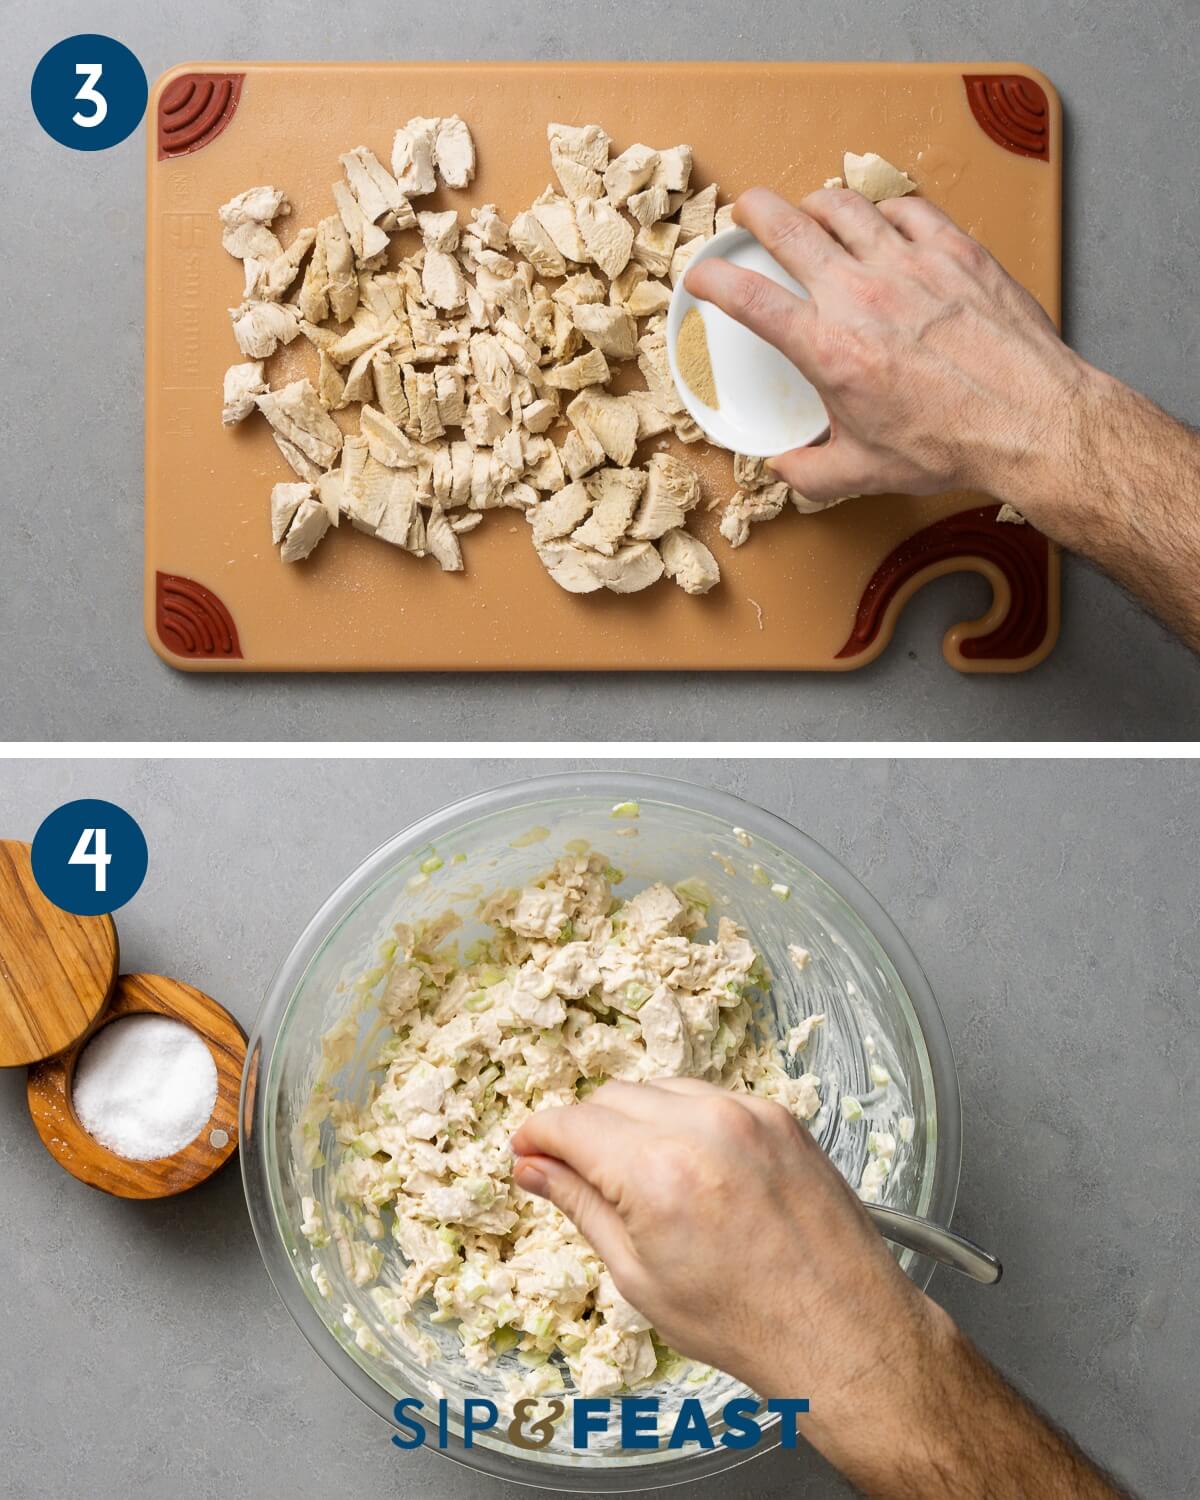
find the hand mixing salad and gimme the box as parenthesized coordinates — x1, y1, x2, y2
(299, 849, 850, 1401)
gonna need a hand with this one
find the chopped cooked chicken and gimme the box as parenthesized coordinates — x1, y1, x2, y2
(603, 144, 658, 207)
(547, 122, 611, 172)
(222, 361, 268, 425)
(533, 536, 604, 593)
(340, 146, 414, 227)
(422, 248, 467, 310)
(221, 219, 281, 262)
(332, 180, 389, 261)
(219, 185, 290, 227)
(360, 404, 419, 467)
(372, 349, 409, 425)
(842, 151, 916, 203)
(627, 183, 670, 228)
(425, 503, 464, 570)
(565, 390, 639, 466)
(575, 198, 634, 279)
(719, 482, 790, 547)
(544, 349, 610, 391)
(570, 302, 637, 359)
(561, 421, 607, 480)
(571, 468, 646, 555)
(521, 397, 557, 434)
(271, 481, 311, 543)
(391, 117, 439, 197)
(629, 453, 701, 540)
(660, 527, 720, 594)
(278, 491, 332, 562)
(669, 237, 704, 286)
(528, 480, 594, 545)
(509, 210, 567, 278)
(625, 278, 671, 316)
(433, 115, 476, 189)
(220, 116, 795, 593)
(531, 191, 588, 263)
(651, 144, 693, 193)
(253, 227, 316, 301)
(547, 126, 606, 201)
(230, 300, 300, 359)
(678, 182, 718, 242)
(589, 540, 664, 593)
(256, 379, 344, 472)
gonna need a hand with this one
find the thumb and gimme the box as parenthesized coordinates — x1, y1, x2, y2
(512, 1153, 634, 1270)
(768, 438, 871, 508)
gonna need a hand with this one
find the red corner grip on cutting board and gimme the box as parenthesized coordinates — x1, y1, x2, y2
(962, 74, 1050, 161)
(156, 573, 243, 659)
(157, 73, 244, 159)
(836, 505, 1053, 667)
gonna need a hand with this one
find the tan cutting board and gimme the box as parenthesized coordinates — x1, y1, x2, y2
(144, 62, 1061, 673)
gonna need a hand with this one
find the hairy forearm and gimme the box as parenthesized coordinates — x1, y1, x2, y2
(1001, 364, 1200, 653)
(786, 1310, 1132, 1500)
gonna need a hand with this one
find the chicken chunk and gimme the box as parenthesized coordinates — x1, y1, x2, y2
(256, 379, 344, 471)
(602, 144, 659, 207)
(531, 192, 588, 263)
(279, 493, 332, 562)
(229, 300, 300, 359)
(629, 453, 702, 540)
(571, 467, 646, 556)
(660, 527, 720, 594)
(391, 117, 439, 198)
(509, 210, 567, 279)
(222, 361, 268, 425)
(565, 390, 640, 466)
(570, 302, 637, 360)
(677, 182, 718, 242)
(340, 146, 413, 226)
(425, 503, 464, 571)
(589, 540, 665, 593)
(544, 349, 611, 391)
(433, 115, 476, 189)
(575, 198, 635, 280)
(719, 482, 790, 547)
(219, 185, 290, 228)
(842, 151, 916, 203)
(528, 480, 594, 545)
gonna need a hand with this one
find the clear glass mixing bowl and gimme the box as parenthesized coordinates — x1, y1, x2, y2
(241, 772, 961, 1492)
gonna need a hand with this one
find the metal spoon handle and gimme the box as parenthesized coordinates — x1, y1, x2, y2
(864, 1204, 1003, 1285)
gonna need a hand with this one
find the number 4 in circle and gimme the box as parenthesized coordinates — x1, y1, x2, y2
(69, 827, 112, 892)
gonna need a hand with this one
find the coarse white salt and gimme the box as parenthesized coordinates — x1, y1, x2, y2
(72, 1014, 218, 1161)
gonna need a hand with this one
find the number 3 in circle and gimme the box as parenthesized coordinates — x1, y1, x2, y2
(72, 63, 108, 127)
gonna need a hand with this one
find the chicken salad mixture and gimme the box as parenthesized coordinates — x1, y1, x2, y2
(297, 847, 911, 1402)
(220, 120, 916, 593)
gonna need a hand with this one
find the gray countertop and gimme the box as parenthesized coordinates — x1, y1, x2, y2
(3, 2, 1199, 740)
(1, 757, 1195, 1498)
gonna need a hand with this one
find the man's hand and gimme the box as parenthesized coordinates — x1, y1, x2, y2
(511, 1078, 1132, 1500)
(686, 188, 1200, 654)
(685, 187, 1087, 506)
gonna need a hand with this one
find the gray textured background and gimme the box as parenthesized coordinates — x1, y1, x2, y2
(2, 2, 1200, 741)
(0, 757, 1195, 1498)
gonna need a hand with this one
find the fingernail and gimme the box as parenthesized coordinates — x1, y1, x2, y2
(514, 1161, 549, 1197)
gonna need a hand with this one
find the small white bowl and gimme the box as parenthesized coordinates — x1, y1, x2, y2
(667, 225, 830, 457)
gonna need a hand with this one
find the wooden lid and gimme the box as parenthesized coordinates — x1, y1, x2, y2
(0, 840, 119, 1067)
(26, 972, 248, 1199)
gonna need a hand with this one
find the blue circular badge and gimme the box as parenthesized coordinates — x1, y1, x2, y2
(31, 799, 149, 916)
(31, 35, 148, 151)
